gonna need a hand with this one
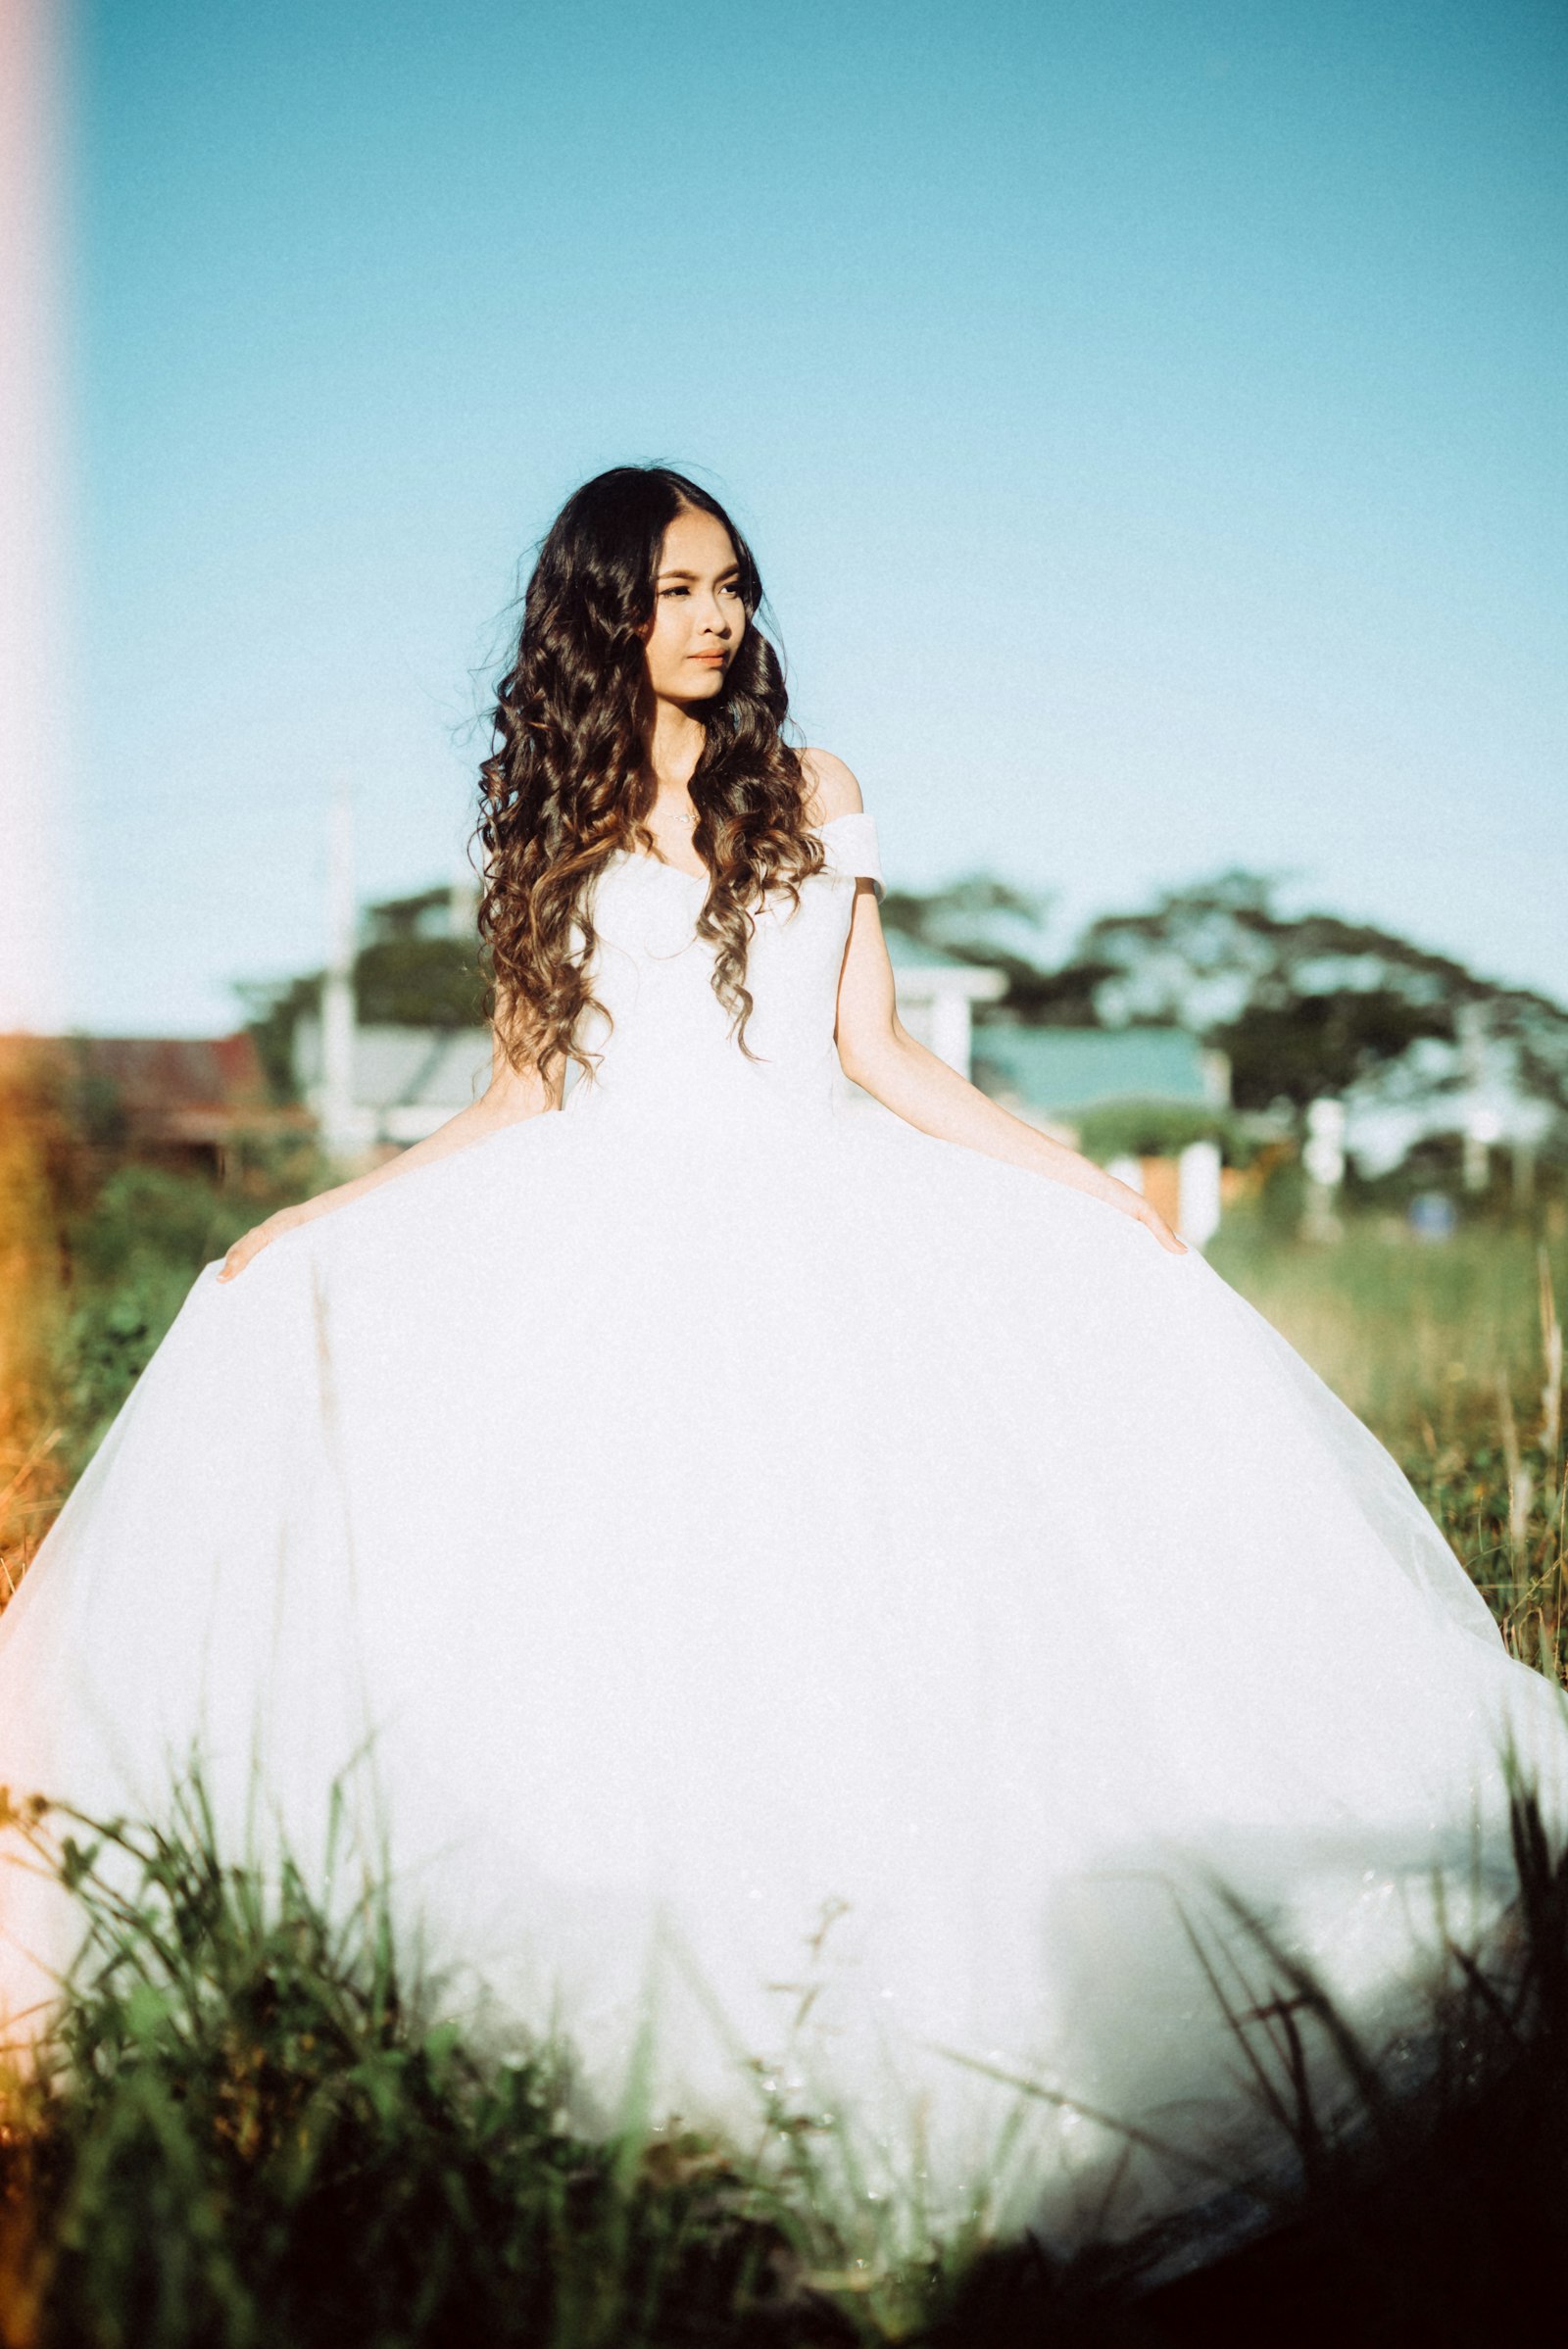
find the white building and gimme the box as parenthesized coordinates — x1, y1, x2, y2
(294, 1019, 488, 1150)
(881, 932, 1008, 1071)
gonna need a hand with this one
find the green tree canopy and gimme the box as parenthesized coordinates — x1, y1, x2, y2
(886, 867, 1568, 1133)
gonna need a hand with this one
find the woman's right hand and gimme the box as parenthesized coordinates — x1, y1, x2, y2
(216, 1043, 561, 1286)
(219, 1200, 320, 1283)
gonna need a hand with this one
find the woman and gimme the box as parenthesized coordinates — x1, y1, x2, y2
(0, 465, 1562, 2252)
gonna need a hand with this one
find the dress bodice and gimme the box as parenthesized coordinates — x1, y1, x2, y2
(565, 811, 884, 1117)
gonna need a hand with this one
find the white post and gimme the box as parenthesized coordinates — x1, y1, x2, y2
(1302, 1097, 1347, 1241)
(1464, 1105, 1500, 1198)
(1178, 1139, 1223, 1249)
(320, 785, 363, 1157)
(928, 986, 973, 1078)
(1456, 1003, 1494, 1194)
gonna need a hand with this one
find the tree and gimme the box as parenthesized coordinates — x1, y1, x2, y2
(885, 866, 1568, 1149)
(237, 892, 487, 1101)
(1079, 871, 1568, 1129)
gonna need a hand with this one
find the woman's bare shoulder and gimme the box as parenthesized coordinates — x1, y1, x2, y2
(799, 747, 864, 826)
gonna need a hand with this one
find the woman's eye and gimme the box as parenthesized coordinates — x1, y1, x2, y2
(660, 586, 688, 599)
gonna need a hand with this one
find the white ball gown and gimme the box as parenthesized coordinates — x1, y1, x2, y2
(1, 809, 1564, 2253)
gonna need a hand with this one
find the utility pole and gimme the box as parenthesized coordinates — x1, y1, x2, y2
(320, 784, 364, 1159)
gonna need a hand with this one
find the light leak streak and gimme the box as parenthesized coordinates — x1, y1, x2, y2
(0, 0, 69, 1034)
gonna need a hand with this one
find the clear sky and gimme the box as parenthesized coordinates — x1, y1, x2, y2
(65, 0, 1566, 1032)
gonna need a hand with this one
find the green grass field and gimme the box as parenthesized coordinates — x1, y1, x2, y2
(1210, 1212, 1567, 1676)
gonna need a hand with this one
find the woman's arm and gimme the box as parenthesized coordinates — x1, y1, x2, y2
(803, 751, 1187, 1256)
(219, 1027, 562, 1281)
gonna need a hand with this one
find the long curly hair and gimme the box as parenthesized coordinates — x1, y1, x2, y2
(476, 466, 823, 1079)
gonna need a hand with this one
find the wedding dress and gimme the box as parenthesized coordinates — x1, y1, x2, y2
(1, 810, 1564, 2251)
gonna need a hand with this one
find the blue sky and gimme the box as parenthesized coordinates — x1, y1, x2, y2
(69, 0, 1566, 1030)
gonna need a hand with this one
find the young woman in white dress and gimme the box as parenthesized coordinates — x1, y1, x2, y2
(0, 466, 1562, 2252)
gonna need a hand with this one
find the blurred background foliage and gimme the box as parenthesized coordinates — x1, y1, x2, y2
(884, 867, 1568, 1132)
(241, 894, 489, 1102)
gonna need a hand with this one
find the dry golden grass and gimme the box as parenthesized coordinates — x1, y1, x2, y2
(0, 1047, 72, 1601)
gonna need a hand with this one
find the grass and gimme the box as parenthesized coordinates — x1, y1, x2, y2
(0, 1148, 319, 1598)
(4, 1760, 1568, 2344)
(1208, 1210, 1567, 1441)
(0, 1782, 874, 2349)
(1209, 1210, 1568, 1675)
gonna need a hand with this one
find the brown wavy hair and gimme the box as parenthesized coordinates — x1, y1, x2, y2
(476, 466, 824, 1079)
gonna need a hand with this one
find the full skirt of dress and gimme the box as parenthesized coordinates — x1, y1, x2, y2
(1, 1082, 1563, 2250)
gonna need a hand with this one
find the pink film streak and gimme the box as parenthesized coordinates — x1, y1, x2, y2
(0, 0, 68, 1034)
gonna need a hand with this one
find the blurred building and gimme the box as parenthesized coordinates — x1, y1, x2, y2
(971, 1026, 1231, 1134)
(0, 1033, 308, 1175)
(883, 932, 1007, 1070)
(967, 1024, 1232, 1247)
(294, 1017, 492, 1149)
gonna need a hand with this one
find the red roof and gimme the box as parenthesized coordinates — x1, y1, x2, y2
(0, 1032, 307, 1147)
(71, 1034, 270, 1114)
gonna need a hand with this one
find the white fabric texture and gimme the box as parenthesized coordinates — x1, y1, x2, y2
(1, 809, 1563, 2248)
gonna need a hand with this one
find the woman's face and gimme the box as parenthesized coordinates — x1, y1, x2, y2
(641, 508, 748, 706)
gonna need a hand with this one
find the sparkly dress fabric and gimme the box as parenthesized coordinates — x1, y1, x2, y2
(1, 812, 1563, 2248)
